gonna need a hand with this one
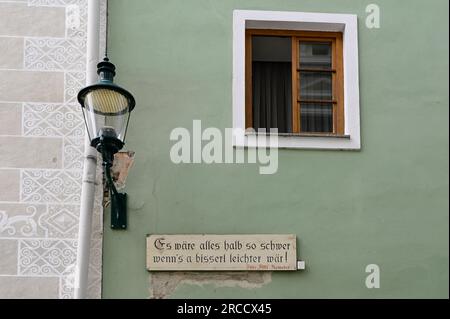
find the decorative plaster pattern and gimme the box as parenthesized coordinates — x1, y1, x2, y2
(24, 38, 85, 71)
(18, 239, 77, 276)
(66, 1, 88, 42)
(59, 272, 76, 299)
(21, 170, 82, 204)
(23, 103, 84, 138)
(86, 238, 102, 297)
(39, 204, 80, 238)
(0, 0, 104, 299)
(0, 207, 40, 238)
(0, 204, 80, 239)
(64, 72, 86, 104)
(63, 137, 85, 170)
(28, 0, 82, 7)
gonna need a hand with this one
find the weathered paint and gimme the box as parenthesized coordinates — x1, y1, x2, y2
(150, 272, 272, 299)
(102, 0, 449, 298)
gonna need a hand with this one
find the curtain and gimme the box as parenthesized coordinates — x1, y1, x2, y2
(300, 103, 333, 133)
(252, 61, 292, 133)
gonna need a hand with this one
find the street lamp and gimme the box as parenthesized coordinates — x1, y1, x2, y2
(77, 57, 135, 230)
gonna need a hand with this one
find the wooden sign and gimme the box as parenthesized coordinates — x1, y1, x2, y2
(146, 234, 297, 271)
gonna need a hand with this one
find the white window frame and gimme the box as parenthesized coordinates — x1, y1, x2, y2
(232, 10, 361, 150)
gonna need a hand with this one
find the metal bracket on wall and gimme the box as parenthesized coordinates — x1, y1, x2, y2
(110, 192, 127, 229)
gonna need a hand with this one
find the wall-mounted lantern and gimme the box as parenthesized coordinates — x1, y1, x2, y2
(77, 57, 135, 230)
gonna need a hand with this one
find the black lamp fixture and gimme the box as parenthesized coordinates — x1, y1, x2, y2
(77, 57, 135, 230)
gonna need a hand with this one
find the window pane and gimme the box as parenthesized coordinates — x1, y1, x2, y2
(300, 103, 333, 133)
(252, 36, 292, 133)
(253, 36, 291, 62)
(299, 72, 332, 100)
(299, 42, 332, 69)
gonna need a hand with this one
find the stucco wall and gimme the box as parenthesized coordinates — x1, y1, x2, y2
(0, 0, 105, 299)
(103, 0, 449, 298)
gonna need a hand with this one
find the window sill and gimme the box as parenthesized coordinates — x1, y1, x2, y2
(236, 131, 359, 150)
(245, 132, 351, 139)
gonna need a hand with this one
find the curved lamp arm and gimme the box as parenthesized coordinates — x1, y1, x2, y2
(101, 147, 127, 230)
(104, 161, 119, 197)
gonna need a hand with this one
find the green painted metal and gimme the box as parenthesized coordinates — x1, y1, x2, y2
(102, 0, 449, 298)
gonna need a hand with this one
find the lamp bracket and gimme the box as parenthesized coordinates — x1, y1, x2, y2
(110, 192, 127, 230)
(104, 162, 127, 230)
(95, 135, 127, 230)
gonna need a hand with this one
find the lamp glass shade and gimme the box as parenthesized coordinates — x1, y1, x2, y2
(85, 88, 129, 115)
(79, 85, 134, 143)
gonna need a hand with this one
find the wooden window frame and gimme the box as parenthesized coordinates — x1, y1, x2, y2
(245, 29, 344, 135)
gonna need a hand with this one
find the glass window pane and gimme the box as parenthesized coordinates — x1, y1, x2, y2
(252, 36, 291, 62)
(299, 42, 332, 69)
(299, 72, 332, 100)
(300, 103, 333, 133)
(252, 36, 292, 133)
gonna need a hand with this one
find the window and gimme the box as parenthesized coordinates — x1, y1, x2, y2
(246, 30, 344, 135)
(233, 10, 361, 149)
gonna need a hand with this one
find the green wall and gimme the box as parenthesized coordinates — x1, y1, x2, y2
(102, 0, 449, 298)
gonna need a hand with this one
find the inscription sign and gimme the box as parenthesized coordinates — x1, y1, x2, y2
(146, 234, 297, 271)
